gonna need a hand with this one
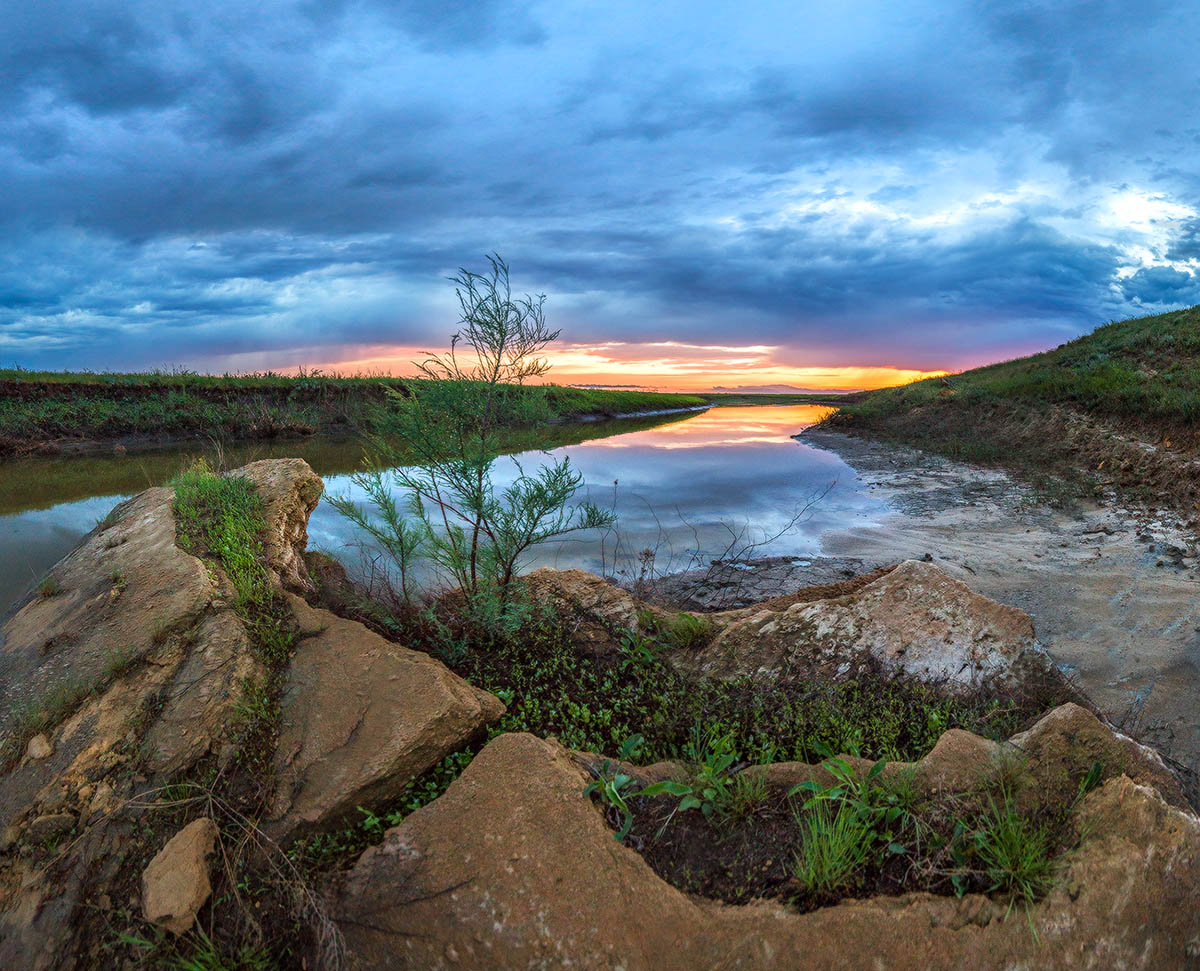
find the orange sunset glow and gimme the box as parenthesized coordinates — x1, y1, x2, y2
(306, 340, 946, 392)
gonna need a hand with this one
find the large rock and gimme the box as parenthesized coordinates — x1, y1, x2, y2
(525, 562, 1062, 698)
(267, 594, 505, 841)
(690, 559, 1057, 694)
(235, 459, 323, 593)
(334, 718, 1200, 971)
(522, 568, 647, 649)
(141, 817, 218, 935)
(0, 458, 498, 969)
(0, 480, 255, 836)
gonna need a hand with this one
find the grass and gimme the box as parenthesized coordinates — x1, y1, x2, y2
(826, 303, 1200, 511)
(37, 574, 63, 598)
(0, 365, 837, 453)
(290, 582, 1065, 873)
(1, 676, 93, 769)
(793, 801, 873, 895)
(665, 612, 715, 649)
(120, 926, 274, 971)
(968, 790, 1054, 901)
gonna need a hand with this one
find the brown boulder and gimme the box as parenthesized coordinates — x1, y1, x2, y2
(141, 817, 219, 935)
(235, 458, 324, 593)
(267, 594, 505, 841)
(334, 720, 1200, 970)
(1010, 701, 1190, 810)
(522, 568, 649, 647)
(0, 458, 485, 968)
(691, 559, 1056, 694)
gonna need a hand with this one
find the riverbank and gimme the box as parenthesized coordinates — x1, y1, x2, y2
(668, 426, 1200, 783)
(0, 368, 844, 456)
(4, 457, 1194, 969)
(823, 305, 1200, 517)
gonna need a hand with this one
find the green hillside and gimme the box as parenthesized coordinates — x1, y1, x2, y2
(826, 304, 1200, 511)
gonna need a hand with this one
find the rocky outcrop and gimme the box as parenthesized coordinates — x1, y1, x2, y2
(698, 560, 1054, 693)
(522, 568, 647, 649)
(334, 715, 1200, 971)
(0, 459, 503, 969)
(267, 594, 504, 840)
(525, 561, 1061, 697)
(0, 479, 257, 833)
(141, 817, 218, 935)
(236, 459, 324, 593)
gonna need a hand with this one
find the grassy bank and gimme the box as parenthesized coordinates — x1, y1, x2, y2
(0, 367, 836, 455)
(824, 304, 1200, 511)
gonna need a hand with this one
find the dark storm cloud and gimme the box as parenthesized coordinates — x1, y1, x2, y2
(1, 0, 1199, 372)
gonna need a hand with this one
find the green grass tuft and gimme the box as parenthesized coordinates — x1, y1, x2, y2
(792, 801, 873, 896)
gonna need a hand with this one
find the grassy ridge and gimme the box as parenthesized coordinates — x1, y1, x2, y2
(826, 304, 1200, 508)
(0, 370, 700, 453)
(0, 367, 837, 454)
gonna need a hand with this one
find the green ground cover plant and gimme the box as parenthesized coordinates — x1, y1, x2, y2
(616, 742, 1073, 915)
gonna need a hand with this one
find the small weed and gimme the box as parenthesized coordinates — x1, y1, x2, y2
(954, 788, 1054, 903)
(635, 607, 662, 634)
(233, 679, 279, 731)
(152, 615, 174, 646)
(617, 628, 661, 671)
(1076, 760, 1104, 801)
(584, 735, 658, 841)
(666, 612, 714, 649)
(103, 644, 139, 679)
(119, 925, 274, 971)
(37, 575, 63, 598)
(792, 801, 872, 896)
(790, 754, 915, 861)
(983, 747, 1031, 798)
(717, 769, 771, 821)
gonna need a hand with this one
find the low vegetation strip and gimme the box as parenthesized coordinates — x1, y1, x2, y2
(289, 578, 1063, 875)
(825, 304, 1200, 511)
(0, 367, 839, 454)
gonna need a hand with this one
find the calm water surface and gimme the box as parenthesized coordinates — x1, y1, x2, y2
(0, 405, 889, 612)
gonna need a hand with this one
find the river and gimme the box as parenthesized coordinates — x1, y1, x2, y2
(0, 405, 888, 613)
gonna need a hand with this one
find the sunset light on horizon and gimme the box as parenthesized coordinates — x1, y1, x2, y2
(300, 340, 947, 393)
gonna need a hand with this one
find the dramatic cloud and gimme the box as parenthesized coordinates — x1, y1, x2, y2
(2, 1, 1198, 380)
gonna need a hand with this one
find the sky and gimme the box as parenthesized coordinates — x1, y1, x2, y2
(2, 1, 1200, 390)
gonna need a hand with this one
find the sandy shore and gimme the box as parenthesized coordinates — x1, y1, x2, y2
(792, 428, 1200, 775)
